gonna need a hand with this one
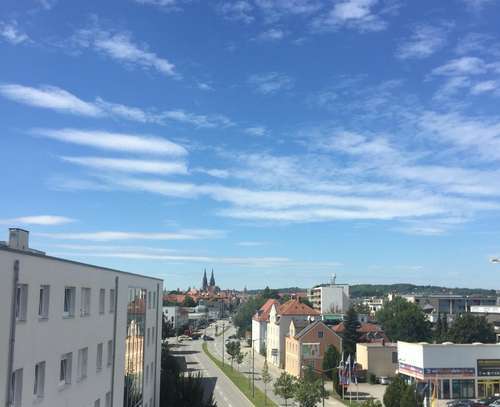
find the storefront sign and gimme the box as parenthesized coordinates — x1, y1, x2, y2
(399, 363, 475, 380)
(478, 359, 500, 377)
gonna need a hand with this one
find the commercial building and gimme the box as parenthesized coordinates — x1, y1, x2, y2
(398, 341, 500, 400)
(356, 343, 398, 378)
(285, 320, 342, 378)
(392, 293, 498, 323)
(308, 275, 350, 314)
(163, 305, 189, 333)
(252, 299, 279, 355)
(266, 299, 319, 368)
(0, 228, 162, 407)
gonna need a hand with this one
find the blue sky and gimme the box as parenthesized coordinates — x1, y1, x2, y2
(1, 0, 500, 290)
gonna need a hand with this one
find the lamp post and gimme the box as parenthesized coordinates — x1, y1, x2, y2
(249, 338, 259, 398)
(300, 365, 338, 407)
(221, 321, 225, 367)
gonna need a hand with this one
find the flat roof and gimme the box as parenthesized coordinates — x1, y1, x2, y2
(0, 245, 163, 282)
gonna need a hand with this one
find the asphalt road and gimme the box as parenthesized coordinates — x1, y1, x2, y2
(170, 322, 253, 407)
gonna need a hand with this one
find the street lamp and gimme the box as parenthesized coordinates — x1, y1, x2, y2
(300, 365, 338, 407)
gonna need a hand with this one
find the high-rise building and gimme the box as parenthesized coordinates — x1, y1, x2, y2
(0, 228, 162, 407)
(308, 274, 350, 314)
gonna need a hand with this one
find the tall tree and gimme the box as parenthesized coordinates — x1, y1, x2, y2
(294, 376, 322, 407)
(322, 345, 340, 394)
(447, 313, 496, 343)
(383, 376, 409, 407)
(273, 372, 296, 407)
(182, 295, 197, 307)
(343, 306, 360, 356)
(376, 297, 432, 342)
(226, 341, 241, 370)
(262, 360, 273, 405)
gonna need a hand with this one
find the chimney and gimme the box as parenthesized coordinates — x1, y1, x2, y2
(9, 228, 29, 251)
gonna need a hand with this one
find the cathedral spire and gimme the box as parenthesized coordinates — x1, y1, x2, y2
(202, 268, 208, 291)
(209, 269, 215, 287)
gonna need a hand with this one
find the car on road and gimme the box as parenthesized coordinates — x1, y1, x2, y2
(378, 376, 391, 385)
(203, 335, 214, 341)
(446, 400, 476, 407)
(178, 335, 192, 342)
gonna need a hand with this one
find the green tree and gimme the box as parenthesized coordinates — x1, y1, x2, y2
(322, 345, 340, 394)
(447, 313, 496, 343)
(232, 296, 267, 337)
(343, 306, 360, 356)
(299, 297, 314, 308)
(360, 399, 383, 407)
(262, 286, 280, 299)
(376, 297, 432, 342)
(401, 383, 422, 407)
(235, 351, 244, 372)
(294, 376, 322, 407)
(383, 376, 408, 407)
(262, 360, 273, 405)
(273, 372, 296, 407)
(182, 295, 197, 307)
(226, 341, 241, 370)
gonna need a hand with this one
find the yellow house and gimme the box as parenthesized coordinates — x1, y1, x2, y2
(356, 342, 398, 378)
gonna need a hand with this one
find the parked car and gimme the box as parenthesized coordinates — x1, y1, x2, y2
(378, 376, 391, 385)
(488, 400, 500, 407)
(178, 335, 192, 342)
(203, 335, 214, 341)
(446, 400, 476, 407)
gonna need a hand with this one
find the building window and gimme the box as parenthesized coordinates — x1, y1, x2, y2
(63, 287, 76, 317)
(60, 353, 72, 386)
(34, 361, 45, 399)
(153, 291, 156, 308)
(152, 327, 156, 343)
(105, 391, 111, 407)
(77, 347, 88, 381)
(109, 289, 115, 314)
(107, 340, 113, 366)
(391, 352, 398, 364)
(318, 331, 324, 338)
(452, 379, 475, 399)
(146, 364, 149, 385)
(99, 289, 105, 314)
(97, 343, 103, 371)
(15, 284, 28, 321)
(94, 399, 100, 407)
(10, 368, 23, 407)
(148, 291, 152, 309)
(147, 327, 150, 346)
(442, 379, 451, 399)
(38, 285, 50, 319)
(81, 288, 91, 317)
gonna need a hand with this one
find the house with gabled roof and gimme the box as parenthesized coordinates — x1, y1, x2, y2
(252, 298, 280, 354)
(266, 299, 320, 368)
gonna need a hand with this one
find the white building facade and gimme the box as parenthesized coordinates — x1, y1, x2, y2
(0, 228, 162, 407)
(308, 282, 350, 314)
(398, 341, 500, 401)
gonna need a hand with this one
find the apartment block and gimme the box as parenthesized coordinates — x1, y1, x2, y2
(0, 228, 162, 407)
(308, 276, 350, 314)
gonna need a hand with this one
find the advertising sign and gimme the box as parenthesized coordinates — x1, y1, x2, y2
(478, 360, 500, 377)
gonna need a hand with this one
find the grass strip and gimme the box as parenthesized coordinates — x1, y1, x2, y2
(202, 343, 277, 407)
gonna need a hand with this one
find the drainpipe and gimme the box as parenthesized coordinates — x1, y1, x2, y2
(110, 276, 119, 407)
(5, 260, 19, 407)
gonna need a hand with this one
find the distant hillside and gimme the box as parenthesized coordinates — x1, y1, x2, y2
(247, 284, 497, 298)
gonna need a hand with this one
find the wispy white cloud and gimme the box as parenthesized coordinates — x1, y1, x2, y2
(312, 0, 388, 33)
(248, 72, 294, 95)
(34, 128, 187, 156)
(254, 0, 322, 22)
(432, 56, 487, 76)
(0, 21, 30, 45)
(61, 156, 188, 175)
(0, 215, 75, 226)
(244, 126, 267, 136)
(397, 23, 450, 60)
(470, 80, 499, 95)
(237, 241, 267, 247)
(0, 84, 103, 117)
(73, 26, 177, 77)
(36, 0, 58, 10)
(197, 82, 214, 91)
(462, 0, 496, 11)
(256, 28, 287, 41)
(217, 1, 255, 23)
(37, 229, 224, 241)
(0, 83, 234, 129)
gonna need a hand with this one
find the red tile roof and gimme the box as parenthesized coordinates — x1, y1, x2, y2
(253, 299, 279, 322)
(332, 322, 382, 334)
(278, 299, 319, 316)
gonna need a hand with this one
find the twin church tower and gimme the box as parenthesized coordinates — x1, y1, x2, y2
(201, 268, 216, 292)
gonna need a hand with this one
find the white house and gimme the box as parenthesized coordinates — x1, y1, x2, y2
(252, 299, 279, 354)
(0, 228, 162, 407)
(308, 276, 350, 314)
(266, 299, 319, 368)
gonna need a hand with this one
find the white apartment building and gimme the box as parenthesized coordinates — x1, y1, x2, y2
(163, 306, 189, 333)
(0, 228, 162, 407)
(308, 276, 350, 314)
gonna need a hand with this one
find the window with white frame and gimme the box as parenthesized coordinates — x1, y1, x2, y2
(105, 391, 111, 407)
(10, 368, 23, 407)
(96, 342, 103, 371)
(99, 288, 105, 314)
(81, 287, 91, 317)
(109, 289, 115, 313)
(15, 284, 28, 321)
(77, 347, 88, 381)
(107, 340, 113, 366)
(63, 287, 75, 317)
(34, 361, 45, 399)
(59, 353, 72, 385)
(38, 285, 50, 319)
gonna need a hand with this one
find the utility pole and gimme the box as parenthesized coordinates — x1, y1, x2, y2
(222, 321, 225, 367)
(252, 345, 255, 398)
